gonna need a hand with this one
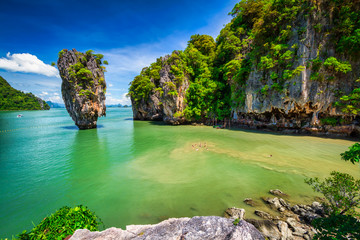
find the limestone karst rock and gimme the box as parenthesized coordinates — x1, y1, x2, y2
(129, 1, 360, 137)
(130, 52, 189, 125)
(58, 49, 106, 129)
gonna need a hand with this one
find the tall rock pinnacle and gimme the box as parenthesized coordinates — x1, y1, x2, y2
(58, 49, 107, 129)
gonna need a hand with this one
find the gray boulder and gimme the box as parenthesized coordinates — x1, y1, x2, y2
(70, 216, 265, 240)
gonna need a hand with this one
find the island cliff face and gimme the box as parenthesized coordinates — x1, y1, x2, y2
(129, 0, 360, 137)
(58, 49, 106, 129)
(131, 53, 190, 124)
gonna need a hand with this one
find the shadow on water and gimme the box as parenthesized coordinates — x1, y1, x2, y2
(60, 124, 104, 130)
(124, 118, 134, 121)
(60, 126, 79, 130)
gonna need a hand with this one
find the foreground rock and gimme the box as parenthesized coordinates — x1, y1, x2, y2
(254, 198, 324, 239)
(58, 49, 106, 129)
(70, 216, 264, 240)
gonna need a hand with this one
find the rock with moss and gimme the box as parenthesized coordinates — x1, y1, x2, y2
(58, 49, 106, 129)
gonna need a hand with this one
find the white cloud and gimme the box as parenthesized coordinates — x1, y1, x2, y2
(109, 83, 113, 87)
(48, 95, 62, 103)
(37, 91, 63, 103)
(106, 93, 131, 105)
(0, 52, 59, 77)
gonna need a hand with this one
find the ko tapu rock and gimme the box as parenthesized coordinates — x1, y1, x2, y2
(58, 49, 107, 129)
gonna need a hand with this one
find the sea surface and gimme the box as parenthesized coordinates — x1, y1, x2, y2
(0, 108, 359, 237)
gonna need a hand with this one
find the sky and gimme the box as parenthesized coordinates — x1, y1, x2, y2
(0, 0, 238, 105)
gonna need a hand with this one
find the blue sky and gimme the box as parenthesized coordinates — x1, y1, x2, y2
(0, 0, 238, 105)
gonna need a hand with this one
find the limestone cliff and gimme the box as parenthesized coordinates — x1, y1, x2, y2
(230, 3, 360, 137)
(129, 0, 360, 137)
(130, 52, 189, 124)
(58, 49, 106, 129)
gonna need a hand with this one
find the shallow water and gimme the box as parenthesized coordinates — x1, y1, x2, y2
(0, 108, 359, 237)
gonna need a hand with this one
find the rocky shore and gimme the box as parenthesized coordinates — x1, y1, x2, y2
(69, 189, 323, 240)
(225, 190, 326, 240)
(229, 118, 360, 138)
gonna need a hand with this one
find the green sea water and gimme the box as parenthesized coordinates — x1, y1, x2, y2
(0, 108, 359, 237)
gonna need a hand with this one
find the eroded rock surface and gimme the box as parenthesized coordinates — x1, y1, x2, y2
(131, 52, 189, 125)
(70, 216, 264, 240)
(251, 198, 325, 240)
(58, 49, 106, 129)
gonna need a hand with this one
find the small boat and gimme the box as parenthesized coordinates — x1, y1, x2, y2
(17, 114, 23, 118)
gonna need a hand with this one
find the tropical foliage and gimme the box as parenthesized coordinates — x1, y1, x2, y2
(341, 143, 360, 164)
(129, 0, 360, 122)
(16, 205, 102, 240)
(305, 171, 360, 216)
(0, 76, 50, 111)
(305, 171, 360, 239)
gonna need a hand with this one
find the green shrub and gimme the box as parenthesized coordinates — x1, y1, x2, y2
(17, 205, 102, 240)
(320, 117, 338, 126)
(323, 57, 352, 74)
(338, 87, 360, 115)
(305, 171, 360, 216)
(341, 143, 360, 164)
(312, 214, 360, 240)
(260, 85, 269, 95)
(85, 50, 94, 56)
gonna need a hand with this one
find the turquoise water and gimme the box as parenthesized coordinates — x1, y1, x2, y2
(0, 108, 359, 237)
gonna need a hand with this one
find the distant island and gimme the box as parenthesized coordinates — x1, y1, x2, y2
(107, 104, 131, 108)
(46, 101, 65, 108)
(0, 76, 50, 111)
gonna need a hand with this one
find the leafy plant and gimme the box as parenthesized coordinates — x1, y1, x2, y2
(260, 85, 269, 95)
(320, 117, 338, 126)
(233, 218, 241, 226)
(305, 171, 360, 216)
(323, 57, 352, 74)
(340, 143, 360, 164)
(18, 205, 102, 240)
(312, 213, 360, 240)
(337, 86, 360, 115)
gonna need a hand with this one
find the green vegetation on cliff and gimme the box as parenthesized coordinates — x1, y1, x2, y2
(129, 0, 360, 123)
(0, 76, 50, 111)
